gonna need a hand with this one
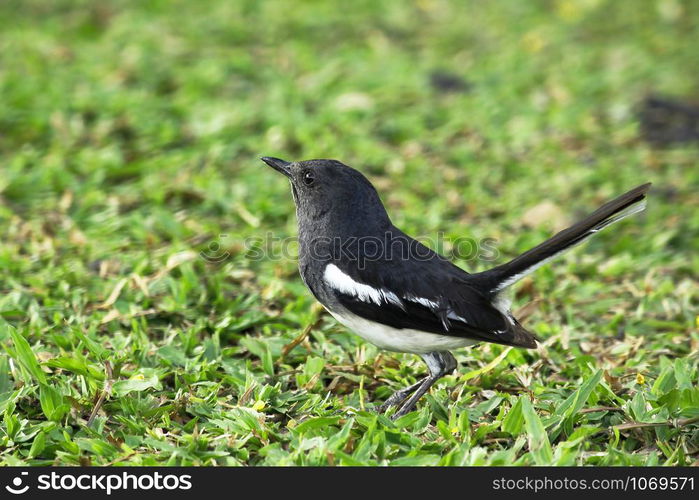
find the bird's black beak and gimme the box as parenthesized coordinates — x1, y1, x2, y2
(261, 157, 292, 178)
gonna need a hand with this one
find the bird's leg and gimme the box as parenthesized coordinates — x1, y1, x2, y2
(391, 351, 457, 419)
(376, 378, 426, 413)
(391, 376, 438, 419)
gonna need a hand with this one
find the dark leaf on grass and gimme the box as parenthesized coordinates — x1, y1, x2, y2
(429, 71, 473, 94)
(639, 95, 699, 146)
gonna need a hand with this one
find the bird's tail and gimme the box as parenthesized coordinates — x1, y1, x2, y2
(477, 183, 651, 294)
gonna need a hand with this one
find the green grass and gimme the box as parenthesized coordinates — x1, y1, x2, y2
(0, 0, 698, 466)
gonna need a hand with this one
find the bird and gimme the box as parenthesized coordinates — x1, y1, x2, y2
(261, 156, 650, 418)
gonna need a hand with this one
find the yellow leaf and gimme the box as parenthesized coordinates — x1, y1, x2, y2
(96, 278, 128, 309)
(522, 31, 546, 53)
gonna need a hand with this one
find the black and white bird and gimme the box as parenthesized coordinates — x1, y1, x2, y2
(261, 156, 650, 418)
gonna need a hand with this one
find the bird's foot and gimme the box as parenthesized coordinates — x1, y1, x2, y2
(390, 375, 439, 420)
(391, 400, 418, 420)
(375, 352, 456, 419)
(375, 379, 425, 413)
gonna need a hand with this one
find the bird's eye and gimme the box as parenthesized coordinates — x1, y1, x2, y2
(302, 171, 315, 186)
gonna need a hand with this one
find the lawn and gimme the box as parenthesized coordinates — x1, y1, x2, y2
(0, 0, 697, 466)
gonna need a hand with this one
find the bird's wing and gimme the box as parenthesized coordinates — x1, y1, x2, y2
(322, 259, 537, 348)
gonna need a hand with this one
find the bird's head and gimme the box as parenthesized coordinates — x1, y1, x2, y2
(261, 157, 391, 234)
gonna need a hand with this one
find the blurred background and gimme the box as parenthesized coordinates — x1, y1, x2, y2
(0, 0, 697, 465)
(1, 1, 697, 265)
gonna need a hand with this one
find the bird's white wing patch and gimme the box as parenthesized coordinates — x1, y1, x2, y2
(403, 294, 469, 325)
(323, 264, 470, 327)
(324, 264, 403, 307)
(405, 294, 439, 309)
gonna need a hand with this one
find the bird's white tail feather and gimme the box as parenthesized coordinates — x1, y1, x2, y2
(481, 184, 651, 294)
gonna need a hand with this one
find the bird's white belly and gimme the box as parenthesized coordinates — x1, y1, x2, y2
(327, 309, 479, 354)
